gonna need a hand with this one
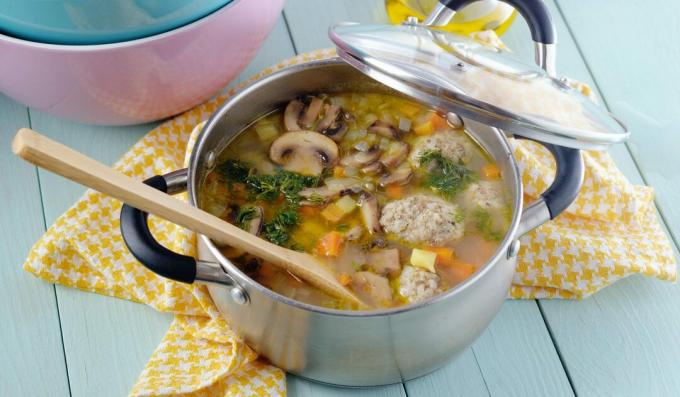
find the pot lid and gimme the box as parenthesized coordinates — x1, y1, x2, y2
(329, 22, 628, 150)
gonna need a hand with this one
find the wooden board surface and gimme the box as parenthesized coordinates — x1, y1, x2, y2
(1, 0, 679, 396)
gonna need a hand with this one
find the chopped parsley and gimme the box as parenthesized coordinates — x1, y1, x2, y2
(473, 208, 503, 241)
(418, 150, 476, 198)
(217, 159, 251, 184)
(218, 159, 321, 205)
(263, 207, 300, 246)
(235, 206, 258, 230)
(216, 159, 324, 247)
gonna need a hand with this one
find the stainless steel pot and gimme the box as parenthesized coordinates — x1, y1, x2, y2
(119, 0, 600, 386)
(119, 58, 585, 385)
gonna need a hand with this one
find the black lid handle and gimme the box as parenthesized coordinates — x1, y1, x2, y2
(433, 0, 556, 44)
(423, 0, 557, 75)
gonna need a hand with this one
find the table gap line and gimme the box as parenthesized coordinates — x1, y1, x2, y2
(535, 299, 577, 396)
(281, 10, 300, 55)
(32, 129, 74, 397)
(553, 0, 679, 252)
(470, 347, 492, 397)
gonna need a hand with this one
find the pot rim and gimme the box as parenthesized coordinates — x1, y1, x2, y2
(0, 0, 243, 50)
(190, 57, 524, 317)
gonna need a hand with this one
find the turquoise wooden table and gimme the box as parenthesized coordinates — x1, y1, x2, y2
(2, 1, 680, 396)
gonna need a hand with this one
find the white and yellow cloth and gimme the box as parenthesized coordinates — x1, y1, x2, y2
(23, 48, 676, 396)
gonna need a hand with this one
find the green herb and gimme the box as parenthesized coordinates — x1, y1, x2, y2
(217, 159, 251, 183)
(263, 207, 300, 246)
(351, 261, 363, 271)
(259, 169, 320, 204)
(336, 223, 349, 231)
(473, 208, 503, 241)
(218, 159, 320, 205)
(418, 150, 476, 198)
(235, 206, 257, 230)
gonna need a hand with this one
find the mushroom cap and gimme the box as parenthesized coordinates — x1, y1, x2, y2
(269, 131, 339, 176)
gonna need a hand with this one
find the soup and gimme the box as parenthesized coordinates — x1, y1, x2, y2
(200, 92, 511, 310)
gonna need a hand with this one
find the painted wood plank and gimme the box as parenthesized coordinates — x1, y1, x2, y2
(287, 377, 407, 397)
(30, 16, 297, 397)
(554, 0, 680, 243)
(283, 1, 573, 396)
(533, 1, 680, 396)
(0, 95, 71, 396)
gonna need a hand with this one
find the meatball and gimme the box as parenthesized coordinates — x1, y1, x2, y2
(409, 130, 473, 167)
(380, 194, 464, 245)
(462, 181, 507, 213)
(398, 266, 442, 303)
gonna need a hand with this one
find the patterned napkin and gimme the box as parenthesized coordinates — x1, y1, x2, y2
(22, 48, 675, 396)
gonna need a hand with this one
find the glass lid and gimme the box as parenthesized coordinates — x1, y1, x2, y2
(329, 22, 628, 150)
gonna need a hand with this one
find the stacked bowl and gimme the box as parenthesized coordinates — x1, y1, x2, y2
(0, 0, 284, 125)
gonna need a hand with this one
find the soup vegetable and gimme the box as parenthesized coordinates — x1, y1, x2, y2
(201, 92, 511, 309)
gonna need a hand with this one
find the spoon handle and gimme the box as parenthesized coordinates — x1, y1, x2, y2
(12, 128, 361, 305)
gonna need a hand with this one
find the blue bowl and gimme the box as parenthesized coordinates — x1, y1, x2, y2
(0, 0, 234, 45)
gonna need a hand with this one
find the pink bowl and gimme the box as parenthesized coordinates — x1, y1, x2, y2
(0, 0, 283, 125)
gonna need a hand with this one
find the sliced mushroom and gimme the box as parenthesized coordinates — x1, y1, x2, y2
(300, 96, 324, 128)
(379, 141, 410, 168)
(340, 146, 382, 168)
(316, 104, 341, 132)
(368, 120, 399, 139)
(284, 100, 304, 131)
(299, 178, 363, 202)
(359, 192, 382, 234)
(243, 206, 264, 236)
(321, 122, 349, 141)
(361, 161, 383, 175)
(367, 248, 401, 277)
(269, 131, 339, 176)
(379, 163, 413, 186)
(351, 271, 392, 307)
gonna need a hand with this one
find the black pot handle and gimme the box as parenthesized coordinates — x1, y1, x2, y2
(517, 141, 584, 235)
(424, 0, 557, 75)
(120, 170, 242, 298)
(120, 174, 197, 283)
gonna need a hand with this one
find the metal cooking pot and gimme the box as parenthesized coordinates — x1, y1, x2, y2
(119, 0, 627, 386)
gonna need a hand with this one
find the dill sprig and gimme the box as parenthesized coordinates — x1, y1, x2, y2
(418, 150, 476, 198)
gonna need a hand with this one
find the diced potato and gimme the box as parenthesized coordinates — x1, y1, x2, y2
(410, 248, 437, 273)
(321, 196, 357, 222)
(335, 195, 357, 213)
(254, 122, 279, 143)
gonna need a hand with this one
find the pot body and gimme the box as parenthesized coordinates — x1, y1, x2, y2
(188, 59, 524, 385)
(201, 243, 517, 385)
(0, 0, 282, 125)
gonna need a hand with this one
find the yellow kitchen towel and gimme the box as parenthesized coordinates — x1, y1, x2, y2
(22, 47, 676, 397)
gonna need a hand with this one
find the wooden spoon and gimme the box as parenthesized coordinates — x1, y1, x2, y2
(12, 128, 364, 307)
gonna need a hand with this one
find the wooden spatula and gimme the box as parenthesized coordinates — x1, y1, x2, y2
(12, 128, 364, 307)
